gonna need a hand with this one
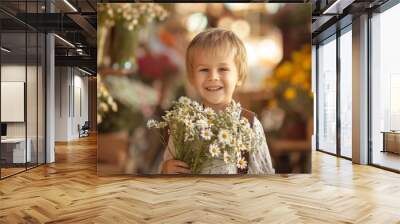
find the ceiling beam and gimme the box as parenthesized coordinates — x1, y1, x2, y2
(55, 55, 96, 70)
(67, 13, 96, 39)
(322, 0, 356, 15)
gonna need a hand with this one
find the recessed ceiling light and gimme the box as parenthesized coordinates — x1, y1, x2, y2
(63, 0, 78, 12)
(78, 67, 92, 76)
(54, 34, 75, 48)
(1, 47, 11, 53)
(322, 0, 354, 15)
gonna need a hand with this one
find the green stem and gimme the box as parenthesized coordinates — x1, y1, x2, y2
(158, 128, 174, 159)
(192, 138, 205, 174)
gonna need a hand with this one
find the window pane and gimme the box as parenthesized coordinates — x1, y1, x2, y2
(371, 3, 400, 171)
(317, 37, 337, 154)
(340, 29, 352, 158)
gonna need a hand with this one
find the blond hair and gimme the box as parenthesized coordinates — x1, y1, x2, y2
(186, 28, 248, 84)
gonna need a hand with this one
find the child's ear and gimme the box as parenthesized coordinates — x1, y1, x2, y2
(236, 79, 243, 87)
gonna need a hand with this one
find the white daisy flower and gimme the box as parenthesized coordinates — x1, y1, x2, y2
(192, 101, 202, 110)
(157, 121, 168, 128)
(241, 118, 251, 129)
(196, 119, 209, 129)
(200, 129, 213, 140)
(236, 151, 242, 158)
(179, 96, 191, 105)
(237, 158, 247, 169)
(184, 132, 194, 142)
(234, 146, 241, 153)
(218, 129, 231, 145)
(146, 119, 157, 128)
(238, 143, 248, 152)
(204, 107, 215, 116)
(185, 119, 194, 129)
(209, 144, 220, 157)
(232, 111, 241, 119)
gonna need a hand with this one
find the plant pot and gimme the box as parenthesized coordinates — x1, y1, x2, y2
(97, 130, 129, 173)
(110, 23, 139, 73)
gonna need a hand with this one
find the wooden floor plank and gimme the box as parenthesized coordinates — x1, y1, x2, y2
(0, 135, 399, 223)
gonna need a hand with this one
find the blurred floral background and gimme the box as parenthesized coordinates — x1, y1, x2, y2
(97, 3, 312, 174)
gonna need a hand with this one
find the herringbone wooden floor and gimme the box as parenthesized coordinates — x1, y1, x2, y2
(1, 135, 399, 224)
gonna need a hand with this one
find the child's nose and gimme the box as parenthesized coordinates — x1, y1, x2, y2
(208, 70, 219, 81)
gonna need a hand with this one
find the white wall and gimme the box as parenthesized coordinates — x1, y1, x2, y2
(54, 67, 89, 141)
(55, 67, 69, 141)
(72, 73, 89, 138)
(1, 65, 29, 138)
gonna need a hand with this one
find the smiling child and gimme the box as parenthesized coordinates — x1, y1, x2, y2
(160, 28, 275, 174)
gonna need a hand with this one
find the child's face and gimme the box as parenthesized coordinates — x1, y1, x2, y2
(190, 49, 241, 110)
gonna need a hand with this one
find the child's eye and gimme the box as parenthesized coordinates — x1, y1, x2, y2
(219, 68, 229, 72)
(199, 68, 209, 72)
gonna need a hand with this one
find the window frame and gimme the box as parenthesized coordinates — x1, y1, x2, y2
(315, 24, 352, 160)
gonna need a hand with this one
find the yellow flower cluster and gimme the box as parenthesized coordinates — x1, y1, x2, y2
(265, 44, 312, 102)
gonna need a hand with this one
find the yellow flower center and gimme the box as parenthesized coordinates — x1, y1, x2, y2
(284, 88, 297, 100)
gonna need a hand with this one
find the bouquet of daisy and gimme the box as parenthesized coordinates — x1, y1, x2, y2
(147, 96, 256, 174)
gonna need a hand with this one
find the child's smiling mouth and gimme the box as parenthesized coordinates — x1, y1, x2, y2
(205, 86, 223, 91)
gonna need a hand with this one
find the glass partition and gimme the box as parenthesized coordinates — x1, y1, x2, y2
(0, 1, 46, 179)
(1, 30, 28, 177)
